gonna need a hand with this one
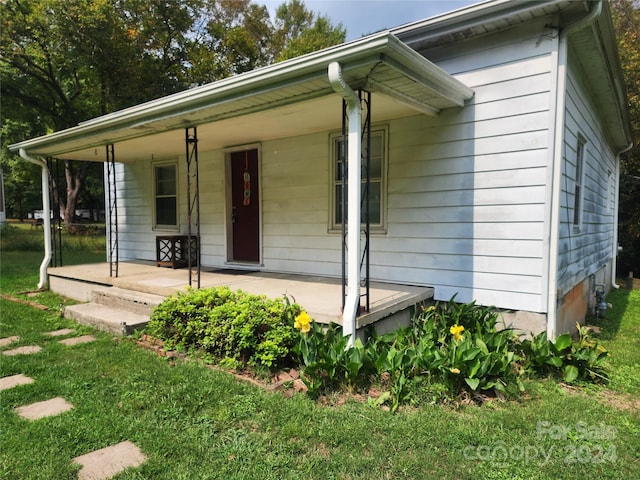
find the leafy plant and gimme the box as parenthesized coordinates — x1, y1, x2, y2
(519, 323, 610, 383)
(147, 286, 301, 370)
(295, 298, 525, 410)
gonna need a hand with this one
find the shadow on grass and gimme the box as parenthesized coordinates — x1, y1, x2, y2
(596, 287, 631, 340)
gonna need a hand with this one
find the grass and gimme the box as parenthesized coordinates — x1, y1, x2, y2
(0, 225, 105, 308)
(1, 232, 639, 479)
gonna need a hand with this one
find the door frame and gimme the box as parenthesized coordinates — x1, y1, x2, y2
(224, 143, 263, 265)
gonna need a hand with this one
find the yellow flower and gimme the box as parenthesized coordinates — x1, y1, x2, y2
(294, 311, 312, 333)
(450, 324, 465, 342)
(425, 305, 436, 312)
(299, 322, 311, 333)
(450, 368, 460, 374)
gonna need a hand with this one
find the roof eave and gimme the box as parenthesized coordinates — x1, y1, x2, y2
(10, 32, 472, 157)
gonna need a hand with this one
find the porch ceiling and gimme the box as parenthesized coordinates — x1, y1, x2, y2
(10, 32, 473, 163)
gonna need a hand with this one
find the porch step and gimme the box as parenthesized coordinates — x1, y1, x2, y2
(63, 303, 150, 335)
(91, 286, 164, 316)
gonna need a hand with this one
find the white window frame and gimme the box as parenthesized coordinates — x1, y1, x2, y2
(572, 136, 586, 232)
(329, 127, 388, 233)
(153, 160, 179, 231)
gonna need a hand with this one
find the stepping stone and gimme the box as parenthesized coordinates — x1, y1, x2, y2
(0, 336, 20, 347)
(45, 328, 75, 337)
(2, 345, 42, 356)
(0, 374, 35, 391)
(59, 335, 96, 346)
(15, 397, 74, 420)
(74, 441, 147, 480)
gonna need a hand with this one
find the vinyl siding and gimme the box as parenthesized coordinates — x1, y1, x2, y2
(113, 16, 557, 314)
(556, 51, 617, 294)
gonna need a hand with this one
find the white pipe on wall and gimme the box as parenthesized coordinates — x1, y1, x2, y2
(19, 149, 52, 289)
(328, 61, 361, 347)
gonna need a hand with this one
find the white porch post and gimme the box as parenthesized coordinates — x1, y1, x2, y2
(328, 62, 361, 346)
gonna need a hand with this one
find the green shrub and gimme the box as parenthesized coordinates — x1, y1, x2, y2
(148, 289, 611, 409)
(519, 323, 609, 383)
(147, 286, 301, 370)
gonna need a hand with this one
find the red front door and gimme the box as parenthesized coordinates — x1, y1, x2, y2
(230, 149, 260, 262)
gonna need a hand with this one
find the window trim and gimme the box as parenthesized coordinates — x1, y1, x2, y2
(572, 136, 586, 232)
(152, 160, 179, 231)
(328, 126, 388, 233)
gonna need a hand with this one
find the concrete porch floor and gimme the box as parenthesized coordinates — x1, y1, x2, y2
(48, 261, 434, 330)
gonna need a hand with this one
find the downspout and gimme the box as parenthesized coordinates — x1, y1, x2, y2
(19, 149, 52, 289)
(547, 0, 602, 340)
(611, 142, 633, 289)
(328, 61, 361, 347)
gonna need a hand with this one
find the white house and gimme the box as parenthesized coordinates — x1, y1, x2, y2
(11, 0, 631, 339)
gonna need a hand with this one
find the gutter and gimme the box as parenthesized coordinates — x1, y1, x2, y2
(328, 61, 361, 347)
(18, 149, 52, 289)
(546, 0, 603, 340)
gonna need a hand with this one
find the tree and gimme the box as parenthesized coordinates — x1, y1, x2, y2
(611, 0, 640, 276)
(0, 0, 199, 224)
(0, 0, 346, 225)
(188, 0, 274, 84)
(272, 0, 346, 62)
(0, 120, 43, 221)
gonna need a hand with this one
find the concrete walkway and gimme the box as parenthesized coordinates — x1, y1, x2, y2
(0, 330, 147, 478)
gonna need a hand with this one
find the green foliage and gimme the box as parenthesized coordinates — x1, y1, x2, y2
(1, 0, 346, 225)
(519, 323, 610, 384)
(147, 287, 301, 370)
(147, 287, 607, 411)
(294, 321, 368, 396)
(0, 223, 105, 253)
(295, 298, 524, 410)
(296, 298, 610, 411)
(611, 0, 640, 275)
(273, 0, 346, 61)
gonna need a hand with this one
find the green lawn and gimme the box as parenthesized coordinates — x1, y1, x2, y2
(1, 232, 639, 479)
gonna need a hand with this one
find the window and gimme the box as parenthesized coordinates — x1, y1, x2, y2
(572, 138, 586, 229)
(331, 128, 386, 231)
(154, 163, 178, 229)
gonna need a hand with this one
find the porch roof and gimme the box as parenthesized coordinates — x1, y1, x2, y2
(10, 32, 473, 163)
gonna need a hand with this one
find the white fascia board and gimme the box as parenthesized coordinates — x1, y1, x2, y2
(392, 0, 568, 44)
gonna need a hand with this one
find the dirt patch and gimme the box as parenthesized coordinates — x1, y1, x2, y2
(0, 294, 49, 311)
(560, 383, 640, 412)
(597, 390, 640, 412)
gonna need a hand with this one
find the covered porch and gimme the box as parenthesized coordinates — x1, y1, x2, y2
(11, 31, 470, 341)
(49, 261, 434, 335)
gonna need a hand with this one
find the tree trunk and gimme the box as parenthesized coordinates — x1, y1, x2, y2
(62, 160, 92, 233)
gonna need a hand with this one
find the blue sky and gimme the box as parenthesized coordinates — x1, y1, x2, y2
(263, 0, 479, 40)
